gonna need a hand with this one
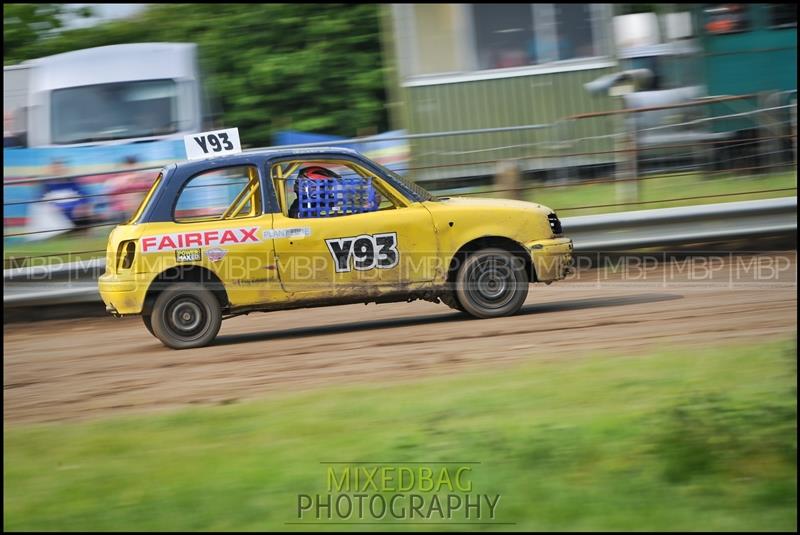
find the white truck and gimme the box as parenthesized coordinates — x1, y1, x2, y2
(3, 42, 209, 148)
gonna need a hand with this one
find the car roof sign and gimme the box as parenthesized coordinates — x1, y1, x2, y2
(184, 128, 242, 160)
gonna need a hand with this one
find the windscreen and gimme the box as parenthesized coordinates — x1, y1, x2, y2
(373, 161, 437, 202)
(51, 79, 178, 144)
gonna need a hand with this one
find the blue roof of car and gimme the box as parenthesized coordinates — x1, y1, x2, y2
(168, 146, 362, 174)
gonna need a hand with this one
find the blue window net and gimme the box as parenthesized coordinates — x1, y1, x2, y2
(295, 177, 379, 218)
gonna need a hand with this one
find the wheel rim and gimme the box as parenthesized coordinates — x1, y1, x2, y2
(465, 255, 517, 310)
(165, 296, 208, 339)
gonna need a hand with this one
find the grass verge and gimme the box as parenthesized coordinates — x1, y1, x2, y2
(4, 340, 797, 531)
(524, 170, 796, 216)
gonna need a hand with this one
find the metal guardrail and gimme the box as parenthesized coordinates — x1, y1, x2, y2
(3, 283, 101, 306)
(4, 256, 105, 281)
(3, 197, 797, 308)
(565, 196, 797, 250)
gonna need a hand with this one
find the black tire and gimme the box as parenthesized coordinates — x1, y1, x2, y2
(151, 282, 222, 349)
(142, 314, 155, 337)
(439, 289, 466, 313)
(454, 247, 529, 319)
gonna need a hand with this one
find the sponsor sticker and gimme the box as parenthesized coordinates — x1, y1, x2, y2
(232, 277, 272, 285)
(207, 247, 227, 262)
(176, 248, 202, 262)
(263, 227, 311, 240)
(140, 227, 260, 253)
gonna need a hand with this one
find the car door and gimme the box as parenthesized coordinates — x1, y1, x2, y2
(268, 158, 439, 298)
(164, 163, 283, 307)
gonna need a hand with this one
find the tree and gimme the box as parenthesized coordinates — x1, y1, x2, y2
(3, 4, 64, 64)
(3, 4, 389, 145)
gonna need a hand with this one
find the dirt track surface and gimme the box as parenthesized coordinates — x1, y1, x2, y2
(4, 253, 797, 424)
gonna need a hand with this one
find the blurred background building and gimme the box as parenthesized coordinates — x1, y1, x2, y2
(381, 3, 797, 184)
(384, 4, 618, 183)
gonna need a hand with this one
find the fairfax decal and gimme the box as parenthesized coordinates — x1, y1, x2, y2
(140, 227, 260, 253)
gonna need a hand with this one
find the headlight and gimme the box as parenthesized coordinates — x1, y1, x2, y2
(547, 213, 562, 235)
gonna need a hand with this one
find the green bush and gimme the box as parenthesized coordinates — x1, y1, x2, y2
(653, 343, 797, 483)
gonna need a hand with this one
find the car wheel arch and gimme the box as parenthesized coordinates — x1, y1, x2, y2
(446, 235, 536, 285)
(142, 265, 229, 316)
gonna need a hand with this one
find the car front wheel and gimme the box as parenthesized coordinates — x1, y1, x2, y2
(454, 247, 529, 318)
(151, 283, 222, 349)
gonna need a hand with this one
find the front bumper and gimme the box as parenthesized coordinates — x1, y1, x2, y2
(98, 272, 153, 315)
(525, 236, 574, 282)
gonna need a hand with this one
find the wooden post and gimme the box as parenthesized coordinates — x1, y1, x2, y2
(5, 256, 24, 270)
(615, 111, 639, 204)
(495, 160, 521, 201)
(757, 91, 773, 175)
(793, 98, 797, 188)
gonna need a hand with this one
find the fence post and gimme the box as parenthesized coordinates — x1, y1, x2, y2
(615, 111, 639, 204)
(793, 98, 797, 188)
(4, 257, 24, 270)
(495, 160, 521, 201)
(757, 91, 776, 175)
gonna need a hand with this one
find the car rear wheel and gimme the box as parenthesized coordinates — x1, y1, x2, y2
(454, 247, 529, 318)
(142, 314, 155, 337)
(151, 283, 222, 349)
(439, 290, 466, 313)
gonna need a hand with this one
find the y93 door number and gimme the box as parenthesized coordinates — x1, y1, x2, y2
(325, 233, 399, 273)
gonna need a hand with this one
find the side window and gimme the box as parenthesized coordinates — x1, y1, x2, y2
(174, 165, 261, 222)
(128, 171, 163, 224)
(271, 160, 399, 219)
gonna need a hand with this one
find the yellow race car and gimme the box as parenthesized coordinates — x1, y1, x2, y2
(99, 147, 573, 349)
